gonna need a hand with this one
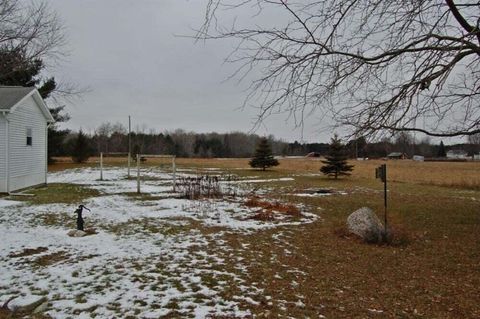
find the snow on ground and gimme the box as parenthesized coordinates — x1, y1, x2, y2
(229, 177, 295, 184)
(290, 190, 348, 197)
(0, 167, 318, 318)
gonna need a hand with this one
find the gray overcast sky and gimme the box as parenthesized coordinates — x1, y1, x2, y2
(45, 0, 325, 142)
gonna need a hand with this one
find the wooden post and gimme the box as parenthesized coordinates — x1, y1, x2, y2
(137, 154, 140, 194)
(383, 164, 388, 235)
(172, 156, 176, 192)
(375, 163, 388, 237)
(100, 152, 103, 181)
(127, 152, 131, 178)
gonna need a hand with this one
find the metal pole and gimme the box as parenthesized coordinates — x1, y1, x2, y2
(128, 115, 131, 178)
(137, 154, 140, 194)
(355, 135, 358, 159)
(172, 156, 176, 192)
(100, 152, 103, 181)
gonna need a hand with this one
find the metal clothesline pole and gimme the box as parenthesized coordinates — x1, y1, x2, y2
(100, 152, 103, 181)
(136, 154, 141, 194)
(128, 115, 131, 178)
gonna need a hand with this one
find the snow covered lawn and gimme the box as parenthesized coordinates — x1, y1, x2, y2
(0, 167, 317, 318)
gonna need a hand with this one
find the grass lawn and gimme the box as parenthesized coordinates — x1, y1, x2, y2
(0, 157, 478, 318)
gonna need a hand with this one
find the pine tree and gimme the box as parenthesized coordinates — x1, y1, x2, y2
(249, 137, 279, 171)
(320, 135, 354, 179)
(437, 141, 447, 157)
(0, 49, 69, 163)
(71, 130, 91, 163)
(133, 144, 141, 157)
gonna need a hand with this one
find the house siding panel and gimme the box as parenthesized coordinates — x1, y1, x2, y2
(0, 116, 6, 192)
(8, 95, 47, 191)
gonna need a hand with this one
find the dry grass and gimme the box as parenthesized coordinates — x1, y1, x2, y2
(334, 224, 411, 246)
(251, 210, 275, 221)
(8, 247, 49, 258)
(245, 197, 301, 216)
(13, 183, 101, 205)
(348, 159, 480, 189)
(51, 156, 480, 189)
(275, 157, 480, 189)
(245, 197, 301, 222)
(45, 156, 480, 317)
(32, 251, 70, 267)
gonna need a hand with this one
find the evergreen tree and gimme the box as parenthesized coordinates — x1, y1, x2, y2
(0, 49, 69, 163)
(47, 105, 70, 163)
(249, 137, 279, 171)
(0, 49, 57, 98)
(320, 135, 354, 179)
(71, 130, 90, 163)
(133, 144, 142, 161)
(437, 141, 447, 157)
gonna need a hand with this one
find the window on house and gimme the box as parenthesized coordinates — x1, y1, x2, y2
(26, 128, 32, 146)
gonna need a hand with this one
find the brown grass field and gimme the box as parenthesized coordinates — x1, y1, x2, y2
(52, 156, 480, 190)
(39, 157, 480, 317)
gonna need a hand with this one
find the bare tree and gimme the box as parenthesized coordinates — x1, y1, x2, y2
(95, 122, 113, 153)
(111, 122, 127, 135)
(394, 131, 414, 156)
(199, 0, 480, 138)
(468, 132, 480, 144)
(0, 0, 65, 64)
(0, 0, 84, 101)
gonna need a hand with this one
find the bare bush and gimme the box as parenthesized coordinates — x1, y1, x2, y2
(181, 199, 221, 220)
(178, 175, 221, 199)
(177, 174, 239, 199)
(245, 197, 302, 221)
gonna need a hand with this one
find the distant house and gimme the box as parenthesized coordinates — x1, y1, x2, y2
(446, 149, 468, 160)
(305, 152, 321, 158)
(387, 152, 407, 160)
(0, 86, 54, 193)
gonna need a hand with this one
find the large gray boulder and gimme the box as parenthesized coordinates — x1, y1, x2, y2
(347, 207, 384, 243)
(7, 296, 47, 314)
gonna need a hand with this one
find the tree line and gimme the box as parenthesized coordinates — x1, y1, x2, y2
(64, 126, 289, 159)
(1, 0, 478, 164)
(61, 123, 480, 162)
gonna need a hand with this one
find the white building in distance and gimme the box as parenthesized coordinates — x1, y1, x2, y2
(446, 149, 468, 160)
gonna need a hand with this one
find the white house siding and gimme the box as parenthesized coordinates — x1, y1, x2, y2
(446, 152, 468, 160)
(8, 95, 47, 191)
(0, 116, 6, 192)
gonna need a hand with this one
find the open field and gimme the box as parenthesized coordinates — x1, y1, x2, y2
(1, 157, 479, 318)
(52, 156, 480, 189)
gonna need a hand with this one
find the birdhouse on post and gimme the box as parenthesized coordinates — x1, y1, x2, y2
(375, 164, 388, 236)
(375, 164, 386, 182)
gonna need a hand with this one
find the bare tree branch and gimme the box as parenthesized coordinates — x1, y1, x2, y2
(199, 0, 480, 138)
(0, 0, 78, 102)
